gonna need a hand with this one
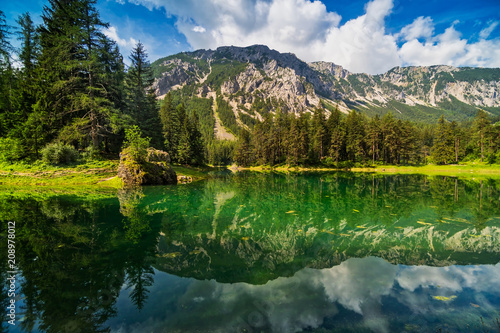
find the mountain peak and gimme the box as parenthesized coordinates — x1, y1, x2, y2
(152, 45, 500, 125)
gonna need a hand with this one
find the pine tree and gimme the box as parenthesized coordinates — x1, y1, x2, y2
(327, 107, 345, 166)
(473, 109, 492, 163)
(287, 116, 301, 166)
(0, 9, 14, 137)
(126, 42, 162, 148)
(0, 10, 10, 64)
(381, 113, 399, 164)
(234, 128, 252, 166)
(345, 110, 366, 163)
(159, 92, 176, 155)
(188, 113, 204, 165)
(366, 115, 380, 164)
(311, 106, 328, 163)
(9, 13, 40, 156)
(297, 113, 310, 164)
(37, 0, 122, 149)
(431, 115, 454, 165)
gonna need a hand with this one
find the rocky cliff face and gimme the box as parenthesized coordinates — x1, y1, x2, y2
(151, 44, 500, 126)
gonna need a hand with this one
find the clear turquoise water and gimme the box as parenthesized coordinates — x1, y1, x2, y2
(1, 172, 500, 332)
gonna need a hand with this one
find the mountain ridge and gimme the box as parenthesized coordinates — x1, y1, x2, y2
(151, 44, 500, 129)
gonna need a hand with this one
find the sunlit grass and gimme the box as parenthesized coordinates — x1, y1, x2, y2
(0, 160, 121, 187)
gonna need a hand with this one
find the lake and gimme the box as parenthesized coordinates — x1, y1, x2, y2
(1, 172, 500, 332)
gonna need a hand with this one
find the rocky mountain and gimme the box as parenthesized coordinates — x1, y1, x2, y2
(151, 44, 500, 136)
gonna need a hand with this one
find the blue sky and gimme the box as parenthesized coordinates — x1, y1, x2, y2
(2, 0, 500, 74)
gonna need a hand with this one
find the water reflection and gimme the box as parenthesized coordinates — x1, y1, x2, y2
(108, 257, 500, 333)
(0, 173, 499, 332)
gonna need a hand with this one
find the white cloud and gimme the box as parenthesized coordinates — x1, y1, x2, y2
(117, 0, 500, 74)
(192, 25, 206, 33)
(104, 26, 138, 49)
(104, 24, 166, 67)
(103, 26, 137, 59)
(110, 258, 500, 333)
(480, 20, 499, 39)
(400, 16, 434, 41)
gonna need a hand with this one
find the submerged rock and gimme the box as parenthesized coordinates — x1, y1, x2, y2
(118, 148, 177, 186)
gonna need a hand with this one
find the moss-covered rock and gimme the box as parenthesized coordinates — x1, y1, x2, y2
(118, 147, 177, 186)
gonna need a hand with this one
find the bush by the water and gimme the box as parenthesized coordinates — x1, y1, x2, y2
(123, 125, 150, 161)
(0, 138, 23, 162)
(41, 142, 79, 165)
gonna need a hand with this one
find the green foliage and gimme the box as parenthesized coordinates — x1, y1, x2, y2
(205, 60, 248, 89)
(0, 137, 23, 162)
(434, 72, 454, 93)
(431, 116, 454, 164)
(123, 126, 150, 161)
(347, 75, 367, 96)
(151, 52, 210, 79)
(41, 142, 79, 165)
(81, 145, 102, 161)
(454, 68, 500, 82)
(216, 96, 239, 135)
(125, 42, 163, 149)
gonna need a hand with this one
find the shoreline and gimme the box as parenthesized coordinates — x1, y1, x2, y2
(1, 161, 500, 188)
(0, 161, 218, 188)
(238, 163, 500, 178)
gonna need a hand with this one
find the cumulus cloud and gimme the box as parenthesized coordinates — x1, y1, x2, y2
(104, 24, 166, 66)
(110, 259, 500, 333)
(104, 26, 138, 49)
(117, 0, 500, 74)
(399, 16, 434, 41)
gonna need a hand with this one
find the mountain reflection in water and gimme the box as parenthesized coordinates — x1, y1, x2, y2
(1, 172, 499, 332)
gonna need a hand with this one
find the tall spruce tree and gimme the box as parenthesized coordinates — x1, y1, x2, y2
(311, 106, 328, 163)
(345, 110, 366, 163)
(366, 115, 380, 164)
(0, 10, 14, 137)
(125, 42, 162, 148)
(159, 92, 181, 157)
(234, 128, 252, 166)
(37, 0, 122, 149)
(431, 115, 454, 165)
(473, 109, 492, 163)
(327, 107, 345, 166)
(10, 13, 40, 154)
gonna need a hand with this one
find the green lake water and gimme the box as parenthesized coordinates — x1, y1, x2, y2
(1, 172, 500, 332)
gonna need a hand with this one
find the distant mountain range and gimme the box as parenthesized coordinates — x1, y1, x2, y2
(151, 44, 500, 130)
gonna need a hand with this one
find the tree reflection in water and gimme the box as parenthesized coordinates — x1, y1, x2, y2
(0, 173, 499, 332)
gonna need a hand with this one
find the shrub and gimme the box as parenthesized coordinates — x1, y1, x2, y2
(0, 137, 23, 162)
(123, 126, 150, 161)
(41, 142, 79, 165)
(81, 145, 101, 161)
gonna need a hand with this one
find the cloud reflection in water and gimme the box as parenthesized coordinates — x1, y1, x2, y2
(109, 256, 500, 332)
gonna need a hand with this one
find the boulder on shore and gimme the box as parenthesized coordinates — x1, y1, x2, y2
(118, 148, 177, 186)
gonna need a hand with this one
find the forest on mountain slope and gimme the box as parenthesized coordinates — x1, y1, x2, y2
(0, 0, 499, 169)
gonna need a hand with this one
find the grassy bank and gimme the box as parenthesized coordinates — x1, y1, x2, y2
(241, 163, 500, 178)
(351, 163, 500, 178)
(0, 161, 217, 187)
(2, 160, 500, 188)
(0, 160, 122, 187)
